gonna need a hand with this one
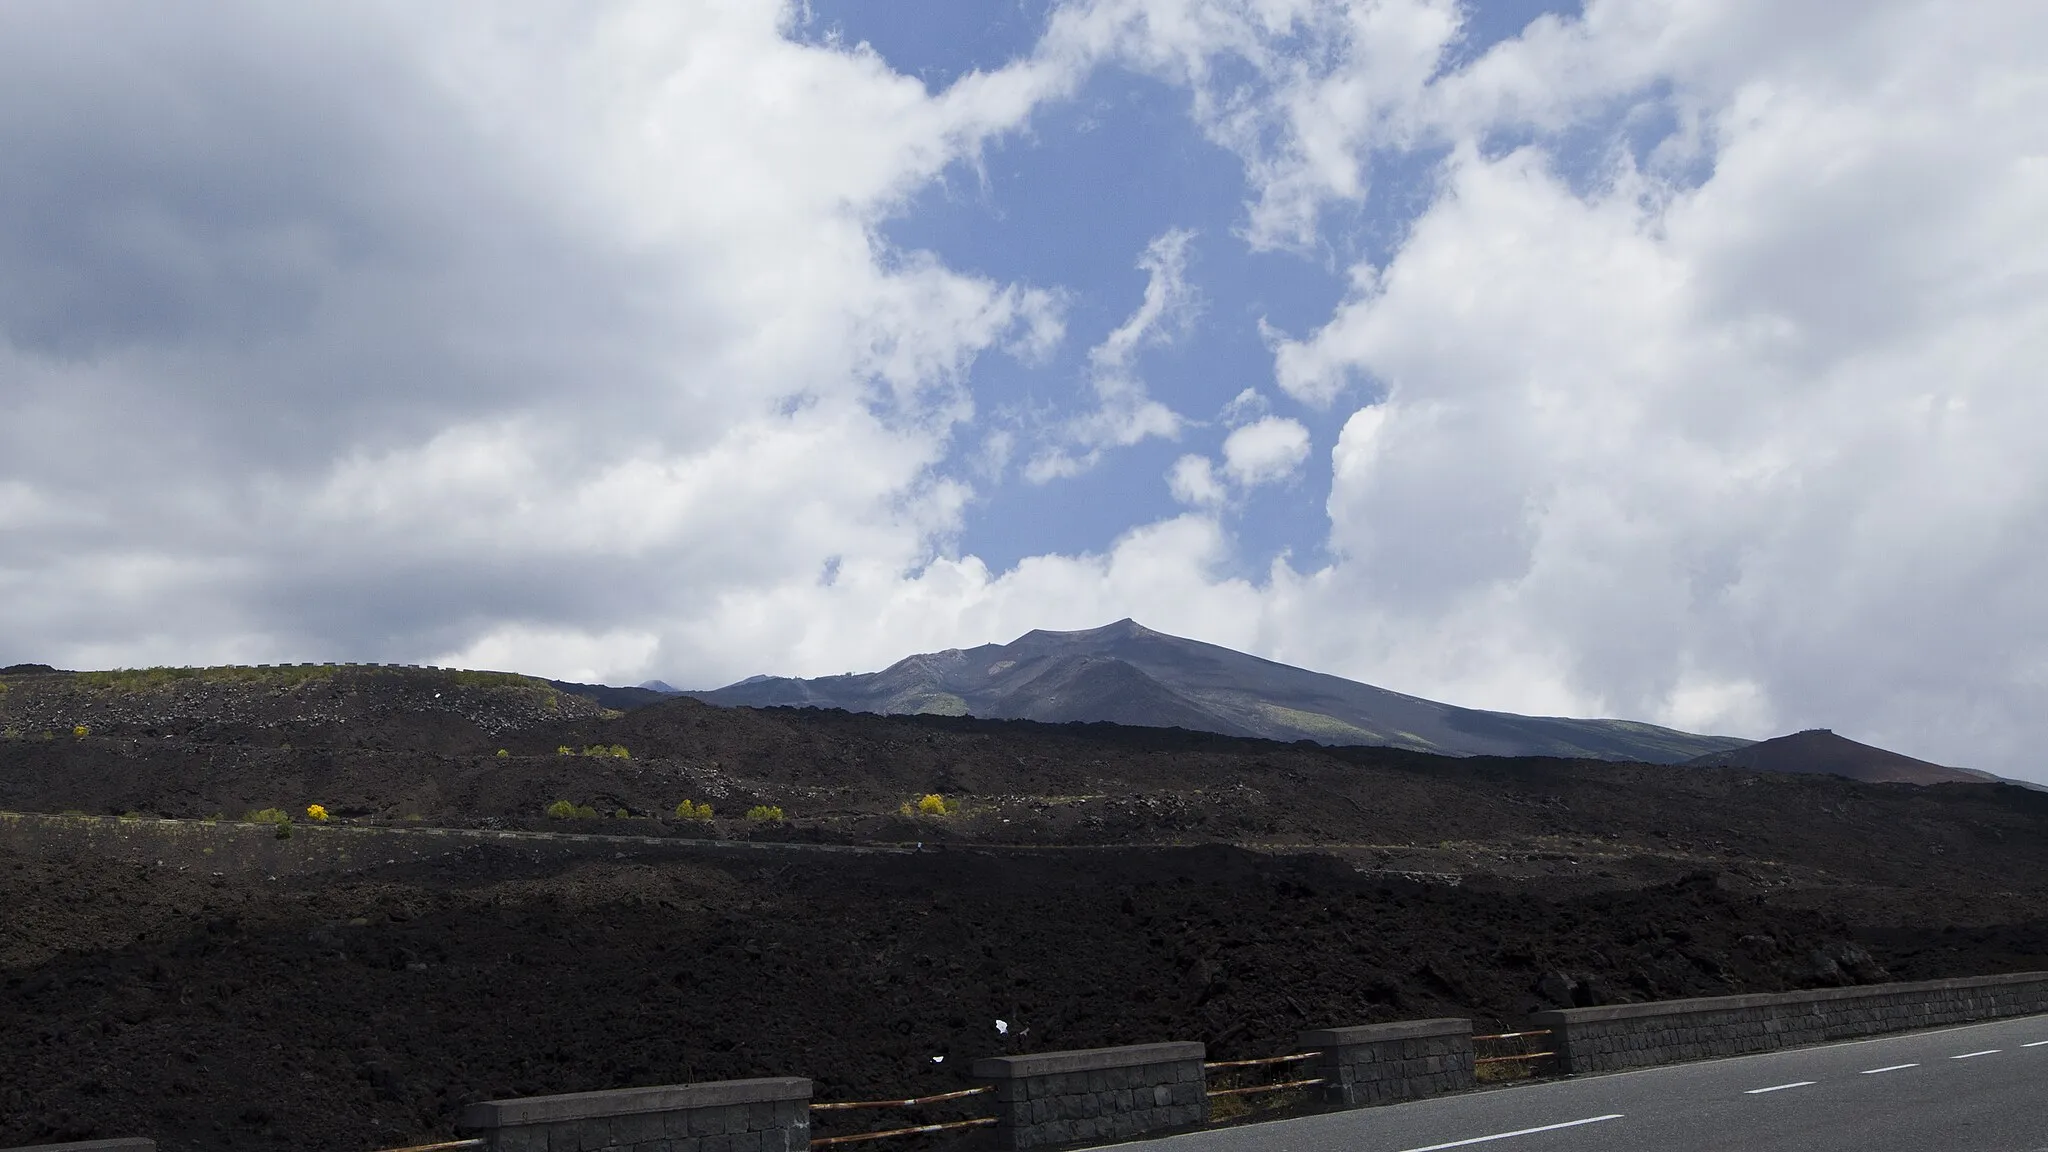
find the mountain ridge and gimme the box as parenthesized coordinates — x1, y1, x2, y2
(687, 618, 1752, 764)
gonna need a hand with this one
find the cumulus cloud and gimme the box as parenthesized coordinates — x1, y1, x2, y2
(1221, 416, 1311, 487)
(1166, 454, 1226, 507)
(1025, 228, 1195, 481)
(0, 1, 1068, 684)
(1257, 0, 2048, 772)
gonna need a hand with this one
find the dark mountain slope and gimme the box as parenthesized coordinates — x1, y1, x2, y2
(1686, 728, 2007, 786)
(689, 619, 1748, 763)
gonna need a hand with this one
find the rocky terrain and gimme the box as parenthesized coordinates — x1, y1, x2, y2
(1, 663, 2045, 1152)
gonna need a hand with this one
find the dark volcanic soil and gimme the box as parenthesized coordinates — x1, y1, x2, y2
(3, 666, 2047, 1151)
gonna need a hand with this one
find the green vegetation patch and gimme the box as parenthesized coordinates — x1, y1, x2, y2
(73, 665, 342, 692)
(1251, 702, 1389, 743)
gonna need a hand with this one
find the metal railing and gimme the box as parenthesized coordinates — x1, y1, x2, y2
(1472, 1028, 1558, 1078)
(370, 1140, 484, 1152)
(809, 1086, 996, 1146)
(1203, 1051, 1326, 1106)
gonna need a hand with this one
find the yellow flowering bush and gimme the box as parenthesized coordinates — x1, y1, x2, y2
(305, 804, 330, 822)
(918, 793, 949, 816)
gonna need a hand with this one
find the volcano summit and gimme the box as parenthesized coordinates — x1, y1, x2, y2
(688, 619, 1750, 763)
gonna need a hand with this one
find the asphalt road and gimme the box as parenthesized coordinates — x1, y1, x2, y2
(1135, 1014, 2048, 1152)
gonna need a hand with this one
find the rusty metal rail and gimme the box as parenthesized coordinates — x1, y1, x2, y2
(1203, 1051, 1321, 1069)
(810, 1117, 997, 1146)
(370, 1141, 484, 1152)
(1205, 1076, 1326, 1099)
(810, 1087, 991, 1112)
(809, 1085, 995, 1146)
(1475, 1051, 1557, 1065)
(1473, 1027, 1560, 1078)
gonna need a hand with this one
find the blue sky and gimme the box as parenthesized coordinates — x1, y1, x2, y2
(803, 0, 1580, 575)
(2, 0, 2046, 780)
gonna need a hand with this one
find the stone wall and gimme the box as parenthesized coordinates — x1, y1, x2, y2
(973, 1042, 1207, 1151)
(457, 1078, 811, 1152)
(1299, 1018, 1474, 1108)
(1532, 971, 2048, 1074)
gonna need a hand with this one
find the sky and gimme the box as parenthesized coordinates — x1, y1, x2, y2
(2, 1, 2045, 780)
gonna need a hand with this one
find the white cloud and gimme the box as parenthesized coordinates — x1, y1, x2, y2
(1221, 416, 1311, 487)
(1258, 0, 2048, 771)
(1218, 386, 1271, 426)
(0, 1, 1067, 674)
(1167, 454, 1225, 507)
(1024, 228, 1194, 481)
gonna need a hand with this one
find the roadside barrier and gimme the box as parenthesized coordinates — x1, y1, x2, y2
(1471, 1029, 1558, 1081)
(807, 1087, 997, 1147)
(1202, 1051, 1327, 1103)
(1532, 971, 2048, 1074)
(22, 970, 2048, 1152)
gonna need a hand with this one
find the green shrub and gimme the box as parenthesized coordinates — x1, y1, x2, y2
(918, 793, 949, 816)
(673, 800, 713, 821)
(495, 748, 509, 758)
(245, 807, 292, 826)
(71, 724, 90, 739)
(580, 744, 630, 759)
(613, 808, 629, 819)
(745, 805, 785, 823)
(557, 746, 573, 756)
(545, 799, 598, 820)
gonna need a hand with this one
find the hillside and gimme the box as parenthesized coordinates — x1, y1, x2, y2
(1685, 728, 2008, 786)
(689, 619, 1751, 763)
(4, 663, 2048, 1152)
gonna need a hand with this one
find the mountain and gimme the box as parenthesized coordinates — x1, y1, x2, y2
(544, 679, 673, 712)
(1684, 728, 2011, 786)
(686, 618, 1752, 763)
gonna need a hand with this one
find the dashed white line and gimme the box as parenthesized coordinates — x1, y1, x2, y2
(1951, 1050, 2000, 1060)
(2023, 1040, 2048, 1048)
(1745, 1081, 1816, 1094)
(1391, 1114, 1625, 1152)
(1860, 1064, 1919, 1075)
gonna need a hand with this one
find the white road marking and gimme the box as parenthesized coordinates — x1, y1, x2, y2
(1745, 1081, 1816, 1094)
(1860, 1064, 1919, 1074)
(1391, 1114, 1625, 1152)
(1951, 1050, 2000, 1059)
(2023, 1041, 2048, 1048)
